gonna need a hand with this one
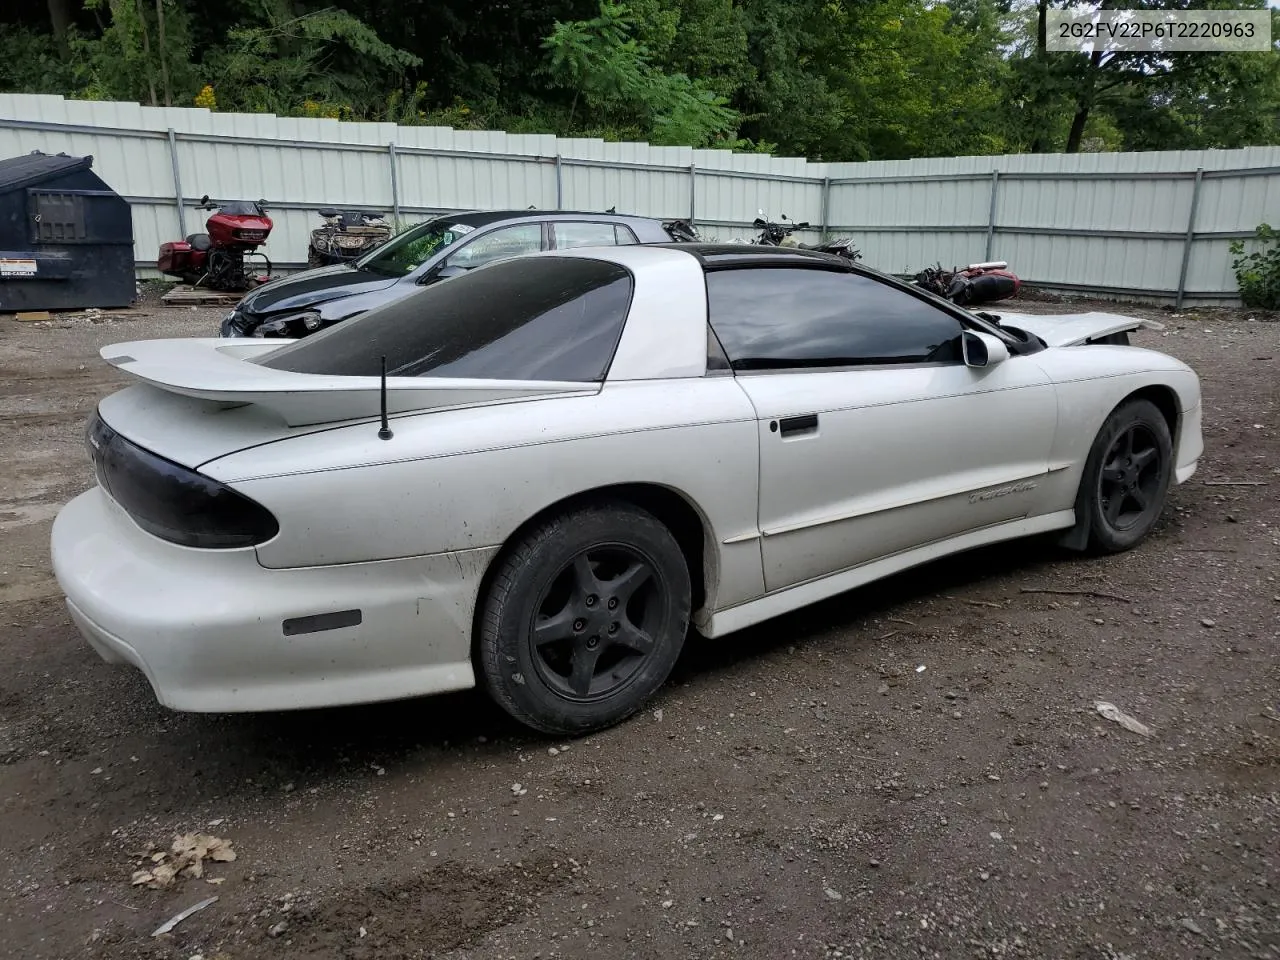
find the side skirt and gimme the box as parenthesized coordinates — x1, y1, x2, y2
(699, 510, 1076, 638)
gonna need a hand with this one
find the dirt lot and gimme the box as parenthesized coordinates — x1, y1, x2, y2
(0, 298, 1277, 960)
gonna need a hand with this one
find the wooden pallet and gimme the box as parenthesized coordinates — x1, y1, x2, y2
(160, 285, 243, 307)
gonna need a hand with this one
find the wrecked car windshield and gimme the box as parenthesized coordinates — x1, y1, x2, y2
(356, 219, 468, 276)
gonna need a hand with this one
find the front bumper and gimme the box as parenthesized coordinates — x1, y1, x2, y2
(51, 487, 487, 712)
(1174, 401, 1203, 485)
(219, 310, 247, 337)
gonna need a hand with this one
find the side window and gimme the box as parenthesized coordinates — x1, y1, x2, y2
(706, 267, 964, 370)
(554, 221, 621, 249)
(447, 223, 542, 269)
(614, 224, 639, 245)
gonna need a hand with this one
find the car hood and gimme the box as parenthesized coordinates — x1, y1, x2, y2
(995, 310, 1164, 347)
(239, 263, 400, 315)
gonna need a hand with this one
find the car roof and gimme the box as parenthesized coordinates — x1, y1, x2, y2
(529, 242, 927, 294)
(439, 209, 660, 228)
(647, 242, 854, 269)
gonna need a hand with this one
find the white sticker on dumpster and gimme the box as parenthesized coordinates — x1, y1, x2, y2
(0, 259, 37, 277)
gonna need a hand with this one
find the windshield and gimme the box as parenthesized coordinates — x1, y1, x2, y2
(356, 218, 470, 277)
(217, 200, 265, 216)
(859, 263, 1016, 343)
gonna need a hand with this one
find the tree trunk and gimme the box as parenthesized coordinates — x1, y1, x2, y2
(1065, 45, 1106, 153)
(1027, 0, 1050, 153)
(155, 0, 172, 106)
(133, 0, 158, 106)
(1065, 106, 1089, 152)
(47, 0, 72, 58)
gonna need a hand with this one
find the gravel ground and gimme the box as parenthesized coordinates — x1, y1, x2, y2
(0, 297, 1277, 960)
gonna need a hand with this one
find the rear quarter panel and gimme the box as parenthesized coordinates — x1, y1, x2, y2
(205, 377, 766, 608)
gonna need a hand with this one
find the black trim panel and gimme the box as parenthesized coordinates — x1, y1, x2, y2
(282, 609, 363, 636)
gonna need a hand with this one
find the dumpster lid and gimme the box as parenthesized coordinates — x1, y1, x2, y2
(0, 151, 93, 193)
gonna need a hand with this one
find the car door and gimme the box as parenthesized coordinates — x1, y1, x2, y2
(706, 265, 1059, 593)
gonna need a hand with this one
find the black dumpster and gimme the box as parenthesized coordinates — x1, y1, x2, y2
(0, 150, 135, 312)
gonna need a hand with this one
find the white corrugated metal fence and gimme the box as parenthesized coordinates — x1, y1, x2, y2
(2, 93, 1277, 305)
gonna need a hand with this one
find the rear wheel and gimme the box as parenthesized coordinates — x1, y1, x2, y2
(306, 247, 324, 269)
(478, 503, 691, 736)
(1076, 398, 1173, 553)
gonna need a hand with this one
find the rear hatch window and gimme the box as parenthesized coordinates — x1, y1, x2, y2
(257, 256, 634, 382)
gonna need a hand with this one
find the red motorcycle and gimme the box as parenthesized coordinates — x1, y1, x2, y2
(914, 260, 1020, 306)
(158, 195, 273, 292)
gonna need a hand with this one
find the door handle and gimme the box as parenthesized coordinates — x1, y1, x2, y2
(777, 413, 819, 437)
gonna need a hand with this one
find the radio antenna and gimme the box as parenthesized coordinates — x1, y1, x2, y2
(377, 355, 393, 441)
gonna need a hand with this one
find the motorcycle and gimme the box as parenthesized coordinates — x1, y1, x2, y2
(751, 211, 860, 260)
(307, 209, 391, 268)
(914, 260, 1020, 307)
(157, 195, 272, 292)
(663, 218, 702, 242)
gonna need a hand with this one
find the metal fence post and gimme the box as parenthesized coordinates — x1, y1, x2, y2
(820, 176, 830, 239)
(984, 169, 1000, 261)
(555, 154, 564, 209)
(689, 162, 697, 223)
(1175, 167, 1204, 310)
(388, 142, 401, 222)
(167, 127, 185, 236)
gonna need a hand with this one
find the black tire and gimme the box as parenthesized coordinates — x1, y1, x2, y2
(479, 502, 691, 736)
(306, 247, 324, 269)
(1075, 398, 1173, 553)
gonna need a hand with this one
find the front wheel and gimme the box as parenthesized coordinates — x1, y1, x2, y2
(478, 503, 691, 736)
(1075, 398, 1174, 553)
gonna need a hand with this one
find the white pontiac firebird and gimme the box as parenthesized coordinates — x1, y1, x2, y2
(51, 244, 1203, 735)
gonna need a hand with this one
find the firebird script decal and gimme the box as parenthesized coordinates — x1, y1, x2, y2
(969, 480, 1038, 504)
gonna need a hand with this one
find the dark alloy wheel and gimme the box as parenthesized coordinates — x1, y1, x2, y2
(530, 546, 664, 702)
(479, 502, 691, 735)
(1077, 398, 1173, 553)
(1097, 422, 1162, 532)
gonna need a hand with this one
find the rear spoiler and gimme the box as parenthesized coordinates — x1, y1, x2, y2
(100, 338, 596, 427)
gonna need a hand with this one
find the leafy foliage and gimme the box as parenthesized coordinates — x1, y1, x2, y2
(1230, 224, 1280, 310)
(0, 0, 1278, 159)
(542, 0, 739, 146)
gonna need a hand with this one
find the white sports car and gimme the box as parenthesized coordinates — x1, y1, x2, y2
(51, 244, 1203, 735)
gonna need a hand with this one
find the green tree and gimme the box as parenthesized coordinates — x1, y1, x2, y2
(832, 0, 1013, 159)
(202, 1, 420, 115)
(542, 0, 740, 146)
(1003, 0, 1280, 153)
(1, 0, 1278, 158)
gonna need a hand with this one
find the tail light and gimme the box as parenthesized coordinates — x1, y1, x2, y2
(86, 412, 278, 548)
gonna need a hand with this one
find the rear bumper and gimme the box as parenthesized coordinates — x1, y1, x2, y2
(51, 487, 488, 712)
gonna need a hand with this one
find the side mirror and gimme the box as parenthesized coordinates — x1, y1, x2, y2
(199, 194, 210, 205)
(422, 263, 468, 285)
(962, 331, 1009, 369)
